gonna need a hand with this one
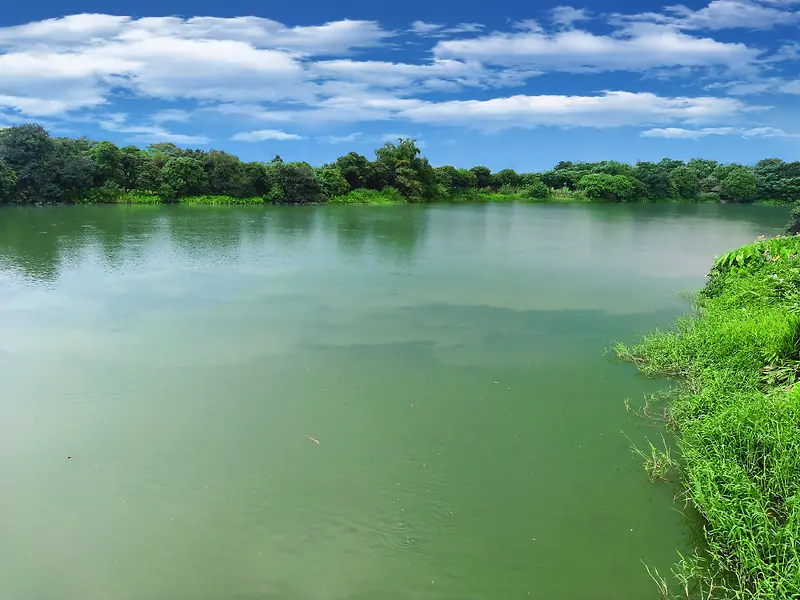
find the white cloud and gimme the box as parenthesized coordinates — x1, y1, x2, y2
(149, 109, 192, 123)
(621, 0, 800, 30)
(641, 126, 734, 138)
(97, 112, 209, 144)
(0, 14, 392, 118)
(409, 21, 442, 35)
(641, 125, 798, 138)
(442, 23, 485, 34)
(231, 129, 304, 142)
(551, 6, 592, 28)
(0, 14, 390, 54)
(318, 132, 361, 143)
(398, 91, 756, 129)
(433, 22, 758, 73)
(232, 90, 758, 131)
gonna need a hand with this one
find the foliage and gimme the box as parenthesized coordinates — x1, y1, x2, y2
(577, 173, 639, 202)
(616, 235, 800, 599)
(160, 156, 207, 200)
(720, 167, 758, 203)
(0, 161, 17, 202)
(787, 203, 800, 234)
(316, 167, 350, 200)
(329, 187, 406, 204)
(0, 123, 797, 207)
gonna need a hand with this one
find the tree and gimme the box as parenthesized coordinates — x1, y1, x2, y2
(90, 141, 123, 187)
(523, 177, 549, 199)
(278, 162, 325, 204)
(687, 158, 719, 179)
(454, 168, 477, 190)
(633, 161, 671, 199)
(786, 203, 800, 234)
(374, 138, 436, 200)
(668, 166, 699, 200)
(469, 166, 492, 188)
(753, 158, 784, 200)
(577, 173, 637, 202)
(720, 167, 757, 203)
(0, 161, 17, 202)
(160, 157, 207, 199)
(334, 152, 370, 189)
(492, 168, 521, 189)
(316, 167, 350, 199)
(434, 165, 458, 190)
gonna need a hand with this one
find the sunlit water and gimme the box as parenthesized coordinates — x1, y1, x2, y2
(0, 203, 788, 600)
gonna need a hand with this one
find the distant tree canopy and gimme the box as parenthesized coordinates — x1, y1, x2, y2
(0, 123, 798, 205)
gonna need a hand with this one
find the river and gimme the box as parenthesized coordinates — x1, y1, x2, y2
(0, 203, 788, 600)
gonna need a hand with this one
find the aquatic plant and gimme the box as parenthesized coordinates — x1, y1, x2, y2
(616, 235, 800, 599)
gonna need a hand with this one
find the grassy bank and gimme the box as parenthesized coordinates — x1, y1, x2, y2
(615, 235, 800, 599)
(65, 190, 796, 206)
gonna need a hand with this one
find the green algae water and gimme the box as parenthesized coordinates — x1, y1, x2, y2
(0, 203, 788, 600)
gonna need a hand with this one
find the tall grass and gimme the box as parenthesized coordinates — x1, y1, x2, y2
(615, 234, 800, 599)
(329, 187, 407, 204)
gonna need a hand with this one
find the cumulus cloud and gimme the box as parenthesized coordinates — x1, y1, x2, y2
(231, 129, 304, 141)
(433, 22, 758, 73)
(551, 6, 592, 28)
(409, 21, 442, 35)
(0, 10, 781, 138)
(232, 90, 757, 132)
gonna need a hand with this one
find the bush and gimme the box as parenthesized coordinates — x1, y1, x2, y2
(786, 203, 800, 234)
(329, 187, 406, 204)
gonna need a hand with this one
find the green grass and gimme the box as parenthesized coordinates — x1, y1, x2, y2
(615, 234, 800, 599)
(329, 187, 407, 204)
(176, 195, 266, 205)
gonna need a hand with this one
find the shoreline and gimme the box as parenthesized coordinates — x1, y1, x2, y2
(615, 234, 800, 598)
(1, 193, 793, 207)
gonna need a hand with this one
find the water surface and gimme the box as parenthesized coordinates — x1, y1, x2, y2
(0, 203, 788, 600)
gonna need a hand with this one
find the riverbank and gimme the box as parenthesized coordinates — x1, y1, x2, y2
(615, 235, 800, 599)
(58, 190, 793, 206)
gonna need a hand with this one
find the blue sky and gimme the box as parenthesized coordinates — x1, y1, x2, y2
(1, 0, 799, 171)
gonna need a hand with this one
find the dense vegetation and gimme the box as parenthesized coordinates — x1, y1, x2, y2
(616, 235, 800, 599)
(1, 124, 799, 206)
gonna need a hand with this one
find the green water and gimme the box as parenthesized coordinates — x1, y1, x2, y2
(0, 203, 788, 600)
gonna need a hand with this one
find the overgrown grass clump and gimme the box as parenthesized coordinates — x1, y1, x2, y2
(329, 187, 407, 204)
(616, 234, 800, 599)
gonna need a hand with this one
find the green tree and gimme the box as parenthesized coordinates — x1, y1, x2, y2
(0, 161, 17, 202)
(577, 173, 637, 202)
(720, 167, 757, 203)
(434, 165, 457, 190)
(333, 152, 370, 189)
(523, 177, 549, 199)
(469, 166, 492, 188)
(633, 162, 671, 199)
(786, 203, 800, 234)
(90, 141, 123, 187)
(374, 138, 435, 200)
(668, 166, 700, 200)
(753, 158, 784, 200)
(278, 162, 325, 204)
(316, 167, 350, 199)
(205, 150, 244, 196)
(160, 157, 207, 200)
(492, 168, 521, 189)
(686, 158, 719, 179)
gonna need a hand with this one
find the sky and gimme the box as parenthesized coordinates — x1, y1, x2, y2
(1, 0, 799, 171)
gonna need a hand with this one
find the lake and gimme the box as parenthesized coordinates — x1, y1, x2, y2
(0, 203, 788, 600)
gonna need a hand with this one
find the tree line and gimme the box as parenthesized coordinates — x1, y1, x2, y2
(1, 123, 798, 205)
